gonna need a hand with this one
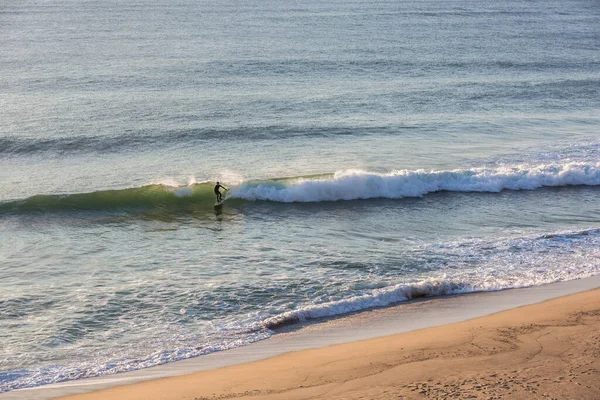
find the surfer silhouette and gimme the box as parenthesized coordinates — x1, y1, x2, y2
(214, 182, 227, 203)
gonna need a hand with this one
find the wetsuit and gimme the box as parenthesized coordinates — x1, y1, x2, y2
(214, 184, 225, 202)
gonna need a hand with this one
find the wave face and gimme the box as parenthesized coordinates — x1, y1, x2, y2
(2, 162, 600, 215)
(0, 183, 216, 214)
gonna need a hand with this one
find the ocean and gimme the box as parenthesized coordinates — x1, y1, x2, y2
(1, 0, 600, 393)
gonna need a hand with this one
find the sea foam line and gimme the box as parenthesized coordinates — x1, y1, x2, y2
(231, 162, 600, 202)
(260, 269, 600, 330)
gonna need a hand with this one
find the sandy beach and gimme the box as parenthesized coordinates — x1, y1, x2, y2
(58, 288, 600, 400)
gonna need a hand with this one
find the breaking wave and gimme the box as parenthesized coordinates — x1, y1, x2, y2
(2, 161, 600, 214)
(232, 163, 600, 202)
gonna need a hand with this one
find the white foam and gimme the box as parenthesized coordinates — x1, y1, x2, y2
(230, 162, 600, 202)
(260, 228, 600, 329)
(261, 266, 600, 330)
(173, 187, 193, 197)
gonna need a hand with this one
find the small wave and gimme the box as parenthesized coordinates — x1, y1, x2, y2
(540, 228, 600, 240)
(261, 265, 600, 331)
(261, 226, 600, 330)
(261, 279, 470, 330)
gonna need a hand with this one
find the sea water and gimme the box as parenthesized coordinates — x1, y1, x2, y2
(1, 0, 600, 392)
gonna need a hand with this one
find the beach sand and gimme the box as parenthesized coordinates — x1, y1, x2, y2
(59, 288, 600, 400)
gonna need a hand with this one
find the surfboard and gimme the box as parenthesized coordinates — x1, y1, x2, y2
(214, 196, 228, 207)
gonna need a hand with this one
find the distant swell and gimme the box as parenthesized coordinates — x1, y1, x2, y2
(0, 126, 387, 156)
(2, 162, 600, 214)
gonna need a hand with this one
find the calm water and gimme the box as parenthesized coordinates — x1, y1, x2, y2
(1, 0, 600, 392)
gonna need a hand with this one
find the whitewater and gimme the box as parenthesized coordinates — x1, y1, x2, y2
(232, 163, 600, 202)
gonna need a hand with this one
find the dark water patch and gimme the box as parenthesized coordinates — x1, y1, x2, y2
(0, 295, 56, 320)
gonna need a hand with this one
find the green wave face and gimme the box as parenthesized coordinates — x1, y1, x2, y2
(0, 174, 326, 216)
(0, 183, 220, 214)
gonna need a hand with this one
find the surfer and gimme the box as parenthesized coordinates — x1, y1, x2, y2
(214, 182, 227, 203)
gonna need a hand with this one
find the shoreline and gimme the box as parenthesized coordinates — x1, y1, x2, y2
(61, 286, 600, 400)
(4, 275, 600, 400)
